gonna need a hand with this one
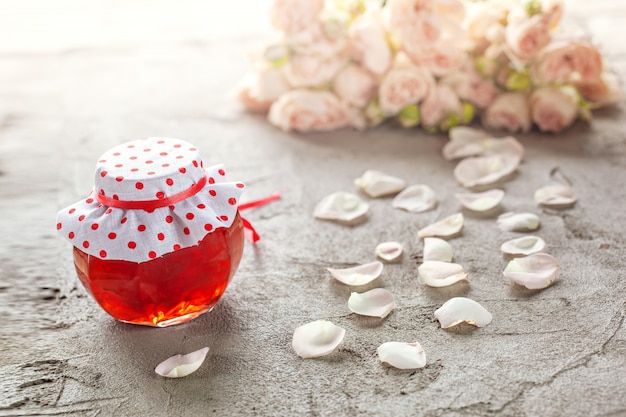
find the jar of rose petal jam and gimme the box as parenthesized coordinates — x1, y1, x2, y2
(57, 137, 245, 327)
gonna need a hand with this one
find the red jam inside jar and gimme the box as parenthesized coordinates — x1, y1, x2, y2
(73, 213, 244, 327)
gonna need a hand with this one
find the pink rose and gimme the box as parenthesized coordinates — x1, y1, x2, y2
(333, 64, 377, 108)
(532, 40, 603, 85)
(442, 66, 499, 109)
(575, 72, 623, 107)
(271, 0, 324, 36)
(411, 39, 467, 77)
(238, 68, 291, 113)
(268, 90, 351, 132)
(505, 8, 551, 62)
(385, 0, 441, 58)
(482, 92, 531, 133)
(378, 59, 435, 116)
(348, 11, 392, 75)
(289, 23, 348, 59)
(530, 86, 578, 133)
(284, 53, 346, 88)
(420, 84, 463, 129)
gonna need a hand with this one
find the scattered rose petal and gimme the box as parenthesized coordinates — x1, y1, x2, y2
(292, 320, 346, 358)
(423, 237, 454, 262)
(155, 347, 209, 378)
(503, 253, 559, 289)
(418, 213, 464, 239)
(419, 261, 468, 287)
(455, 189, 504, 212)
(500, 235, 546, 256)
(377, 342, 426, 370)
(453, 154, 521, 188)
(444, 127, 525, 161)
(434, 297, 493, 329)
(392, 185, 438, 213)
(354, 170, 406, 198)
(348, 288, 395, 318)
(375, 241, 403, 262)
(497, 212, 540, 232)
(327, 261, 384, 286)
(314, 191, 369, 225)
(534, 184, 577, 209)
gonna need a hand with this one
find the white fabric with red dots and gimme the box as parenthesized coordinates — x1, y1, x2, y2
(56, 137, 245, 263)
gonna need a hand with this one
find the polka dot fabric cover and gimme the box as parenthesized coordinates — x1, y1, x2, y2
(56, 137, 245, 263)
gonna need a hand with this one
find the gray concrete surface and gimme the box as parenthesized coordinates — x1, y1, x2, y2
(1, 1, 625, 416)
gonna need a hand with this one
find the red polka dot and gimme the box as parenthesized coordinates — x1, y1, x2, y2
(69, 208, 76, 214)
(108, 232, 117, 239)
(105, 208, 113, 214)
(146, 208, 154, 214)
(86, 198, 94, 204)
(179, 167, 187, 174)
(197, 204, 206, 209)
(157, 140, 165, 144)
(190, 147, 198, 151)
(144, 148, 151, 152)
(127, 144, 135, 148)
(220, 215, 229, 221)
(173, 244, 181, 251)
(113, 152, 121, 156)
(148, 172, 156, 175)
(131, 168, 139, 172)
(236, 183, 244, 188)
(162, 163, 170, 168)
(121, 217, 128, 224)
(174, 144, 181, 148)
(209, 190, 217, 197)
(78, 215, 86, 222)
(113, 195, 119, 200)
(156, 191, 165, 199)
(128, 241, 137, 249)
(100, 171, 108, 177)
(208, 177, 215, 184)
(99, 250, 107, 258)
(82, 240, 90, 248)
(183, 227, 190, 235)
(176, 155, 184, 159)
(148, 251, 157, 259)
(98, 159, 106, 163)
(115, 164, 123, 168)
(160, 152, 168, 156)
(228, 198, 237, 205)
(130, 156, 138, 160)
(166, 178, 174, 186)
(165, 215, 173, 223)
(186, 213, 194, 220)
(218, 169, 225, 176)
(99, 189, 105, 195)
(135, 182, 144, 189)
(116, 176, 124, 182)
(56, 222, 62, 230)
(192, 160, 198, 167)
(157, 233, 165, 241)
(204, 224, 213, 232)
(138, 224, 146, 232)
(91, 223, 99, 230)
(146, 160, 153, 164)
(97, 203, 103, 208)
(169, 205, 175, 210)
(68, 231, 75, 239)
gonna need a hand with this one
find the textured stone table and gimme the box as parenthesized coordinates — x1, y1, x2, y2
(1, 1, 624, 416)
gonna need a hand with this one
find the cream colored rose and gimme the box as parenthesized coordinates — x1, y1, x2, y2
(284, 53, 346, 88)
(333, 64, 377, 108)
(348, 10, 392, 75)
(271, 0, 324, 36)
(411, 39, 467, 77)
(268, 90, 350, 132)
(399, 12, 442, 62)
(505, 8, 551, 62)
(378, 64, 435, 116)
(482, 92, 531, 133)
(289, 22, 348, 59)
(530, 86, 578, 133)
(420, 84, 463, 129)
(238, 68, 291, 113)
(532, 40, 603, 85)
(442, 66, 499, 109)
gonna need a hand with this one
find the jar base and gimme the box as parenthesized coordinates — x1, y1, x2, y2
(119, 307, 212, 327)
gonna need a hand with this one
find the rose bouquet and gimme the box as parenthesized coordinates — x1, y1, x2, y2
(238, 0, 622, 134)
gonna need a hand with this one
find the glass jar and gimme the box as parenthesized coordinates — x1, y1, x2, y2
(57, 137, 246, 327)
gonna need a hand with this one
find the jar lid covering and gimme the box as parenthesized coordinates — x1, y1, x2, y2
(56, 137, 245, 263)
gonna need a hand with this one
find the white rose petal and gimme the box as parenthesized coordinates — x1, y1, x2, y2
(392, 184, 438, 213)
(375, 241, 404, 262)
(534, 184, 577, 209)
(454, 154, 521, 188)
(348, 288, 395, 318)
(503, 253, 559, 289)
(455, 189, 505, 212)
(500, 235, 547, 256)
(327, 261, 384, 286)
(377, 342, 427, 369)
(292, 320, 346, 358)
(155, 347, 209, 378)
(434, 297, 493, 329)
(419, 261, 468, 287)
(418, 213, 464, 239)
(423, 237, 454, 262)
(354, 170, 406, 198)
(497, 212, 540, 232)
(314, 191, 369, 225)
(444, 127, 525, 160)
